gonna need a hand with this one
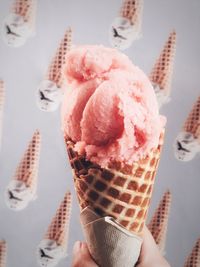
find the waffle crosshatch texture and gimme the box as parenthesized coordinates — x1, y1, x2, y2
(46, 27, 72, 88)
(149, 31, 177, 95)
(11, 0, 37, 31)
(45, 191, 72, 248)
(0, 240, 7, 267)
(66, 131, 164, 234)
(120, 0, 143, 28)
(184, 96, 200, 142)
(184, 239, 200, 267)
(13, 130, 41, 193)
(148, 190, 172, 254)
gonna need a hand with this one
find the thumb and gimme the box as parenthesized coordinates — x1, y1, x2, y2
(136, 225, 170, 267)
(71, 241, 98, 267)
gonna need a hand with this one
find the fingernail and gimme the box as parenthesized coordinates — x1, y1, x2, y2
(73, 241, 81, 253)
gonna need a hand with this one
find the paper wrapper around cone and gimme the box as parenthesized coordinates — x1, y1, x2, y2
(45, 192, 72, 249)
(65, 131, 164, 266)
(46, 28, 72, 89)
(120, 0, 143, 30)
(184, 238, 200, 267)
(0, 240, 7, 267)
(183, 96, 200, 144)
(14, 130, 41, 194)
(148, 190, 172, 254)
(11, 0, 37, 32)
(80, 207, 142, 267)
(149, 31, 177, 96)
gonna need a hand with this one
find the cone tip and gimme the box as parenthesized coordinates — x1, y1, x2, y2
(0, 79, 5, 88)
(164, 189, 172, 198)
(0, 239, 7, 248)
(33, 129, 41, 138)
(185, 238, 200, 264)
(168, 30, 177, 42)
(161, 190, 172, 207)
(65, 190, 72, 202)
(67, 26, 72, 33)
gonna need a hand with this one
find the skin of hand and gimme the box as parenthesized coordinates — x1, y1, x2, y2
(136, 225, 171, 267)
(71, 241, 98, 267)
(71, 225, 170, 267)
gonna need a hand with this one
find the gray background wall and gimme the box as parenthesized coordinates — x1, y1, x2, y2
(0, 0, 200, 266)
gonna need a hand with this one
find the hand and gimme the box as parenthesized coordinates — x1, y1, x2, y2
(136, 225, 171, 267)
(71, 241, 98, 267)
(71, 225, 170, 267)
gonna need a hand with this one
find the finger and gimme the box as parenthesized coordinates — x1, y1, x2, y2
(141, 225, 161, 255)
(136, 225, 170, 267)
(71, 241, 98, 267)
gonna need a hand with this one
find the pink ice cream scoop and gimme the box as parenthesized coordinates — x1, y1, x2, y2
(61, 45, 165, 167)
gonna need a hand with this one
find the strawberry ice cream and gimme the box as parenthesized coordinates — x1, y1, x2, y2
(61, 45, 165, 167)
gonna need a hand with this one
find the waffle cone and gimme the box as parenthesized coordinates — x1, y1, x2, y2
(149, 31, 177, 95)
(0, 240, 7, 267)
(46, 27, 72, 88)
(148, 190, 172, 254)
(66, 131, 164, 235)
(184, 238, 200, 267)
(13, 130, 41, 194)
(120, 0, 143, 30)
(11, 0, 37, 32)
(45, 191, 72, 248)
(183, 96, 200, 143)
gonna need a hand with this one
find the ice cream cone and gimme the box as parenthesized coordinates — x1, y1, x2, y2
(109, 0, 143, 50)
(0, 240, 7, 267)
(183, 96, 200, 144)
(2, 0, 37, 47)
(148, 190, 172, 254)
(11, 0, 37, 33)
(46, 27, 73, 89)
(184, 238, 200, 267)
(0, 80, 5, 147)
(45, 191, 72, 249)
(5, 130, 41, 211)
(14, 129, 41, 194)
(149, 31, 177, 107)
(37, 191, 72, 267)
(66, 131, 164, 235)
(120, 0, 143, 30)
(36, 28, 72, 112)
(174, 96, 200, 161)
(66, 131, 164, 267)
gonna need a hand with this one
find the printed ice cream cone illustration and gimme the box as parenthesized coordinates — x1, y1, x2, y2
(61, 45, 166, 267)
(37, 191, 72, 267)
(174, 96, 200, 161)
(2, 0, 37, 47)
(5, 130, 41, 211)
(109, 0, 143, 50)
(149, 31, 177, 108)
(0, 240, 7, 267)
(36, 27, 72, 112)
(148, 190, 172, 255)
(0, 80, 5, 149)
(184, 238, 200, 267)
